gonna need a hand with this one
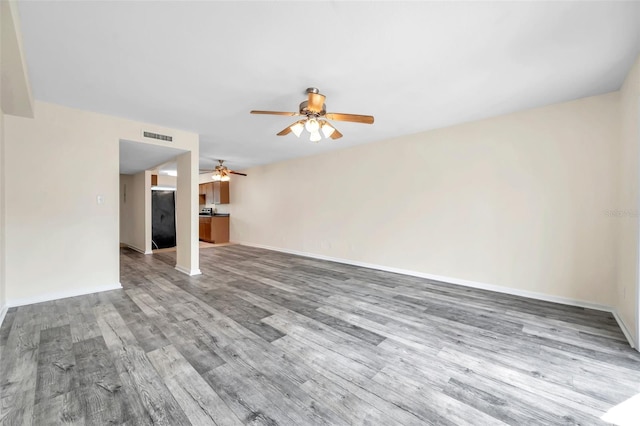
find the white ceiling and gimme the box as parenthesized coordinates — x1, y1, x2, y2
(18, 1, 640, 172)
(119, 140, 186, 175)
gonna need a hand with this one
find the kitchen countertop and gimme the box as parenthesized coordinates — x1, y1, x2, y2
(199, 213, 230, 217)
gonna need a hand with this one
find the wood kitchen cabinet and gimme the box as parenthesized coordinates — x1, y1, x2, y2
(212, 216, 230, 243)
(198, 217, 211, 241)
(199, 216, 229, 243)
(198, 182, 228, 205)
(198, 183, 207, 205)
(213, 181, 229, 204)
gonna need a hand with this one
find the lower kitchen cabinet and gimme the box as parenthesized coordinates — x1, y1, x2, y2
(199, 217, 211, 241)
(199, 216, 229, 243)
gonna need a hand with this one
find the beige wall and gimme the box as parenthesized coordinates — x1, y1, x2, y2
(137, 171, 152, 254)
(1, 0, 34, 316)
(0, 0, 4, 315)
(232, 92, 620, 308)
(175, 152, 200, 274)
(1, 0, 33, 118)
(616, 56, 640, 346)
(119, 174, 131, 246)
(4, 101, 199, 304)
(0, 88, 4, 313)
(156, 174, 177, 188)
(119, 172, 149, 253)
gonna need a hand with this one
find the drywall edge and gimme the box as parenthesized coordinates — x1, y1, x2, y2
(0, 305, 6, 329)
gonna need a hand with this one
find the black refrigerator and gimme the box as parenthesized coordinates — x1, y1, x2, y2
(151, 190, 176, 249)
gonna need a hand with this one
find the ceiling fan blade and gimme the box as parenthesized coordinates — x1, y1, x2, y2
(277, 125, 292, 136)
(250, 110, 300, 116)
(308, 93, 326, 113)
(277, 120, 304, 136)
(330, 127, 343, 139)
(229, 171, 247, 176)
(325, 113, 374, 124)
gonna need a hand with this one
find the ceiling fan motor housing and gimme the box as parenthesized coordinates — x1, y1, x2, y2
(299, 100, 326, 116)
(249, 87, 374, 140)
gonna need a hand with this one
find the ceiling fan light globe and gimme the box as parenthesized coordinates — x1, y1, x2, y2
(310, 131, 322, 142)
(221, 175, 231, 182)
(305, 118, 320, 133)
(212, 173, 222, 181)
(290, 122, 304, 137)
(321, 122, 335, 138)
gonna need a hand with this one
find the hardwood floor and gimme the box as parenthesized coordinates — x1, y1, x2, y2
(1, 245, 639, 425)
(152, 241, 235, 253)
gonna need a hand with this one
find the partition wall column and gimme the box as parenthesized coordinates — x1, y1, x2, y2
(175, 150, 200, 275)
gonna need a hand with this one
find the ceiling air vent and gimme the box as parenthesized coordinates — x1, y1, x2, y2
(143, 131, 173, 142)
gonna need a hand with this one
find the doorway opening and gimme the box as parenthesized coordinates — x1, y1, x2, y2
(152, 189, 176, 250)
(119, 140, 186, 256)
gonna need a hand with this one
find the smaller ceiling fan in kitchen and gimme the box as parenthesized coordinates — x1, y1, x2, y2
(200, 160, 247, 181)
(250, 87, 374, 142)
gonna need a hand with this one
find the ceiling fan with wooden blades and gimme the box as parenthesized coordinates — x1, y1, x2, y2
(199, 160, 247, 181)
(251, 87, 373, 142)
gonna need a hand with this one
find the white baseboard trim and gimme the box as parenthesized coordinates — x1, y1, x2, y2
(121, 243, 151, 255)
(239, 242, 611, 311)
(238, 241, 638, 349)
(175, 265, 201, 276)
(7, 283, 123, 308)
(0, 304, 7, 328)
(612, 311, 637, 349)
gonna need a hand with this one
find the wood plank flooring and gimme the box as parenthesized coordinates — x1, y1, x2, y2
(1, 245, 639, 425)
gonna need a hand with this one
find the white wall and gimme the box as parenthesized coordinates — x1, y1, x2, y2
(199, 173, 213, 184)
(4, 101, 199, 305)
(232, 92, 620, 308)
(615, 56, 640, 347)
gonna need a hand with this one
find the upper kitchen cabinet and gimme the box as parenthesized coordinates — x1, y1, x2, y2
(198, 183, 212, 204)
(198, 183, 206, 205)
(205, 183, 215, 203)
(199, 181, 229, 204)
(213, 181, 229, 204)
